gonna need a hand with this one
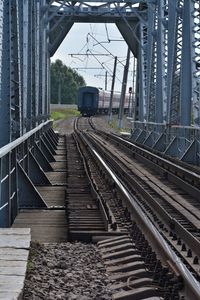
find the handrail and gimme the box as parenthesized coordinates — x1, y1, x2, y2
(0, 120, 52, 158)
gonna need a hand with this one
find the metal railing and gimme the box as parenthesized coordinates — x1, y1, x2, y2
(0, 120, 57, 227)
(131, 121, 200, 166)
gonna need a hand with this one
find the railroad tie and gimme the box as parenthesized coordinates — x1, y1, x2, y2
(97, 235, 163, 300)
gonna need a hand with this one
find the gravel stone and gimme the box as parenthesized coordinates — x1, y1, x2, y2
(23, 242, 113, 300)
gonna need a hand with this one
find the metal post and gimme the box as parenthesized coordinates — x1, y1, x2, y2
(108, 56, 117, 123)
(180, 0, 192, 126)
(138, 22, 147, 122)
(22, 0, 29, 133)
(131, 56, 136, 118)
(58, 71, 61, 105)
(105, 71, 108, 90)
(128, 92, 132, 117)
(118, 48, 130, 129)
(0, 1, 11, 147)
(35, 0, 40, 125)
(155, 0, 166, 124)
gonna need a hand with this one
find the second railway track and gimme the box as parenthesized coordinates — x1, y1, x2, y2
(74, 116, 200, 299)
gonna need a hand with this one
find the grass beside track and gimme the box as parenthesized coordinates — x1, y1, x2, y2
(108, 115, 131, 133)
(51, 108, 80, 121)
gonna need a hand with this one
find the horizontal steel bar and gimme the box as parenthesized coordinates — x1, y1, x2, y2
(10, 192, 16, 200)
(0, 202, 8, 211)
(0, 121, 52, 159)
(53, 0, 142, 3)
(132, 121, 200, 131)
(1, 175, 9, 183)
(115, 134, 200, 180)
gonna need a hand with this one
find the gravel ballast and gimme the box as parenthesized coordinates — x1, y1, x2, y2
(23, 242, 113, 300)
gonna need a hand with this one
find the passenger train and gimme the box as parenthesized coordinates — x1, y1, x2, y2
(77, 86, 129, 116)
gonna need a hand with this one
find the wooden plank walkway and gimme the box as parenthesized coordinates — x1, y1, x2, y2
(0, 228, 30, 300)
(12, 136, 68, 243)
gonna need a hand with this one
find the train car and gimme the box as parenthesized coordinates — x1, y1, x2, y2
(77, 86, 99, 116)
(77, 86, 129, 116)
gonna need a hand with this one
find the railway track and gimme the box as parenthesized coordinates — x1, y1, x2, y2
(66, 117, 122, 241)
(74, 116, 200, 300)
(11, 116, 200, 299)
(89, 131, 200, 257)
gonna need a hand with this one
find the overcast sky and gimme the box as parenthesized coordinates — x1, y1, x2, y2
(51, 23, 135, 92)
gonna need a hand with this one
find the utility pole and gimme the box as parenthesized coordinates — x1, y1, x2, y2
(118, 48, 131, 129)
(105, 71, 108, 90)
(128, 87, 132, 117)
(108, 56, 117, 123)
(58, 71, 61, 105)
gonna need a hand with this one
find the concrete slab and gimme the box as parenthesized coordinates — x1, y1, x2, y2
(0, 228, 30, 235)
(0, 249, 29, 261)
(0, 235, 30, 249)
(0, 292, 21, 300)
(0, 228, 30, 300)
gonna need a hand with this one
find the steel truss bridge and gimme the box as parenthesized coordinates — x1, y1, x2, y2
(0, 0, 200, 226)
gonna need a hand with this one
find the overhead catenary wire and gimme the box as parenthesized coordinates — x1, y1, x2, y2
(87, 33, 125, 67)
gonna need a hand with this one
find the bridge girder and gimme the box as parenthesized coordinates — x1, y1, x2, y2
(0, 0, 200, 162)
(48, 1, 145, 57)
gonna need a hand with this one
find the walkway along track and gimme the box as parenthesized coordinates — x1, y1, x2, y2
(12, 132, 68, 243)
(74, 116, 200, 300)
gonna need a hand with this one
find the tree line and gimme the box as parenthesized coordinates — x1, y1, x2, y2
(51, 59, 86, 104)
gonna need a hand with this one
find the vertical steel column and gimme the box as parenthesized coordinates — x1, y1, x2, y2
(167, 0, 183, 125)
(138, 22, 148, 121)
(32, 1, 36, 128)
(46, 9, 50, 120)
(179, 0, 192, 126)
(146, 3, 157, 123)
(10, 0, 21, 140)
(38, 1, 43, 122)
(27, 0, 33, 131)
(0, 1, 11, 147)
(118, 47, 130, 129)
(189, 0, 200, 126)
(35, 0, 40, 125)
(131, 56, 136, 118)
(17, 0, 24, 135)
(155, 0, 167, 123)
(22, 0, 28, 133)
(166, 0, 177, 124)
(39, 0, 49, 123)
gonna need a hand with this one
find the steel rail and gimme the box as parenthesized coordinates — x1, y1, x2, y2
(97, 131, 200, 198)
(73, 117, 116, 231)
(88, 131, 200, 253)
(78, 130, 200, 300)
